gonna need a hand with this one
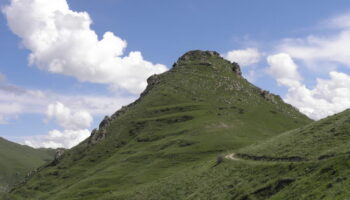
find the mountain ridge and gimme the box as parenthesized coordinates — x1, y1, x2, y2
(0, 137, 55, 193)
(7, 50, 312, 200)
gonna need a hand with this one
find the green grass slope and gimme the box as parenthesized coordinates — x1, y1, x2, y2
(122, 109, 350, 200)
(9, 50, 311, 200)
(0, 137, 55, 193)
(238, 109, 350, 160)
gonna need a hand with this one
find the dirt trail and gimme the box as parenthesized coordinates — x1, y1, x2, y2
(225, 153, 240, 161)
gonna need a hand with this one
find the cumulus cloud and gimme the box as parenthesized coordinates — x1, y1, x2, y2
(3, 0, 167, 94)
(24, 102, 93, 148)
(284, 71, 350, 119)
(267, 53, 350, 120)
(224, 48, 261, 66)
(0, 103, 22, 124)
(279, 13, 350, 68)
(280, 32, 350, 67)
(267, 53, 302, 88)
(0, 80, 135, 148)
(24, 129, 90, 149)
(46, 102, 93, 130)
(0, 80, 135, 117)
(323, 13, 350, 29)
(265, 13, 350, 120)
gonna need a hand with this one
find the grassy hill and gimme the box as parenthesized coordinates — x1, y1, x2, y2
(121, 109, 350, 200)
(0, 137, 55, 193)
(237, 109, 350, 160)
(8, 50, 312, 200)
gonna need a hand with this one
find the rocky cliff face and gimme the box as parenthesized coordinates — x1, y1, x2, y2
(174, 50, 242, 76)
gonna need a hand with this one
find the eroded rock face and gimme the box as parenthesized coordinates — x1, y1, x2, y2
(177, 50, 220, 62)
(54, 149, 65, 160)
(231, 62, 242, 76)
(89, 128, 108, 145)
(260, 90, 277, 104)
(147, 74, 161, 86)
(99, 116, 111, 129)
(174, 50, 242, 77)
(49, 148, 65, 166)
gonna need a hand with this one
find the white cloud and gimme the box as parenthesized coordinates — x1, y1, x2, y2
(267, 53, 302, 88)
(266, 13, 350, 120)
(0, 81, 136, 123)
(224, 48, 261, 66)
(3, 0, 167, 94)
(0, 81, 135, 148)
(0, 103, 22, 124)
(267, 53, 350, 120)
(46, 102, 93, 130)
(24, 129, 90, 149)
(322, 13, 350, 29)
(279, 13, 350, 68)
(280, 32, 350, 67)
(284, 71, 350, 120)
(25, 102, 94, 149)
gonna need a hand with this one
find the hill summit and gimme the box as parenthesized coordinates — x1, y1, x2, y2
(8, 50, 311, 200)
(174, 50, 242, 75)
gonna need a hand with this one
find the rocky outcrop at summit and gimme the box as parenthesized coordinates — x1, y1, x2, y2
(173, 50, 242, 76)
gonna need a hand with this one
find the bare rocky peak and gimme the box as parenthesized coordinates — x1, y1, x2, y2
(173, 50, 242, 76)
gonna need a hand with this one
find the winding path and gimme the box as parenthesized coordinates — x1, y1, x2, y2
(225, 153, 240, 161)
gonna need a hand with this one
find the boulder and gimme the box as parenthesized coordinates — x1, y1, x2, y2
(260, 90, 277, 104)
(231, 62, 242, 76)
(99, 116, 111, 129)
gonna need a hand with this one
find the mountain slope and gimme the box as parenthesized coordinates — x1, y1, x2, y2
(9, 50, 311, 200)
(125, 109, 350, 200)
(238, 109, 350, 160)
(0, 137, 55, 193)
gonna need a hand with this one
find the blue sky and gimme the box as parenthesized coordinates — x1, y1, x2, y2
(1, 0, 350, 148)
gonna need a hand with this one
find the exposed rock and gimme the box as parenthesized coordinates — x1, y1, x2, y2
(172, 62, 177, 68)
(177, 50, 221, 63)
(231, 62, 242, 76)
(85, 50, 244, 147)
(110, 106, 130, 120)
(174, 50, 242, 77)
(86, 74, 158, 146)
(260, 90, 277, 104)
(54, 148, 65, 160)
(139, 74, 161, 98)
(147, 74, 161, 86)
(99, 116, 111, 129)
(89, 128, 107, 145)
(49, 148, 65, 166)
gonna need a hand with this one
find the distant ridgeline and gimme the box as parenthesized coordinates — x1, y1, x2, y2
(8, 50, 335, 200)
(0, 137, 55, 194)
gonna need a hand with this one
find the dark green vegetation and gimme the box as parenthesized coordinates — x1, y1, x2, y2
(123, 109, 350, 200)
(0, 137, 54, 193)
(6, 50, 316, 200)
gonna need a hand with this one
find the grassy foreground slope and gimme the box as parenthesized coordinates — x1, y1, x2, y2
(0, 137, 54, 193)
(238, 109, 350, 160)
(9, 50, 311, 200)
(126, 109, 350, 200)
